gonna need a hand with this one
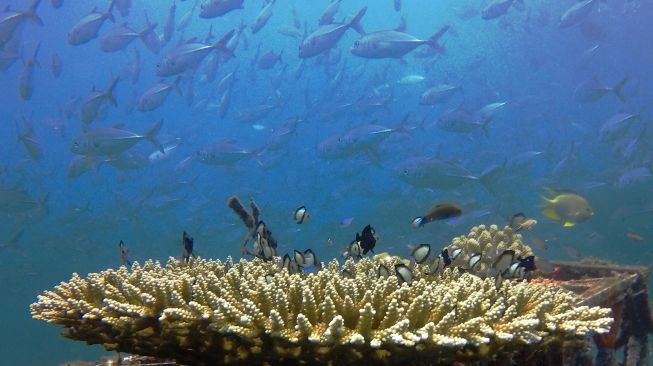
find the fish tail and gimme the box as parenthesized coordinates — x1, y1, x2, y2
(30, 42, 41, 67)
(393, 113, 413, 137)
(613, 76, 628, 102)
(105, 76, 120, 106)
(349, 7, 367, 35)
(171, 76, 183, 96)
(426, 25, 450, 51)
(145, 119, 164, 153)
(214, 29, 236, 58)
(140, 22, 158, 39)
(26, 0, 44, 26)
(39, 192, 50, 213)
(106, 0, 116, 23)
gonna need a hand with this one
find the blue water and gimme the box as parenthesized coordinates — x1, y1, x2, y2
(1, 0, 652, 364)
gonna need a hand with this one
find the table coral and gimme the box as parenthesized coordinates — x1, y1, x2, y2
(31, 254, 612, 365)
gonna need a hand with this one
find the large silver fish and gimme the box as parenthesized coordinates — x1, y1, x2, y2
(395, 157, 479, 189)
(317, 118, 409, 160)
(79, 76, 119, 124)
(68, 1, 115, 45)
(318, 0, 341, 25)
(573, 76, 627, 103)
(137, 76, 182, 112)
(71, 120, 163, 156)
(100, 22, 157, 52)
(156, 29, 234, 76)
(199, 0, 244, 19)
(18, 42, 40, 100)
(419, 84, 460, 105)
(481, 0, 516, 20)
(0, 186, 48, 214)
(251, 0, 275, 34)
(0, 0, 42, 45)
(351, 25, 449, 59)
(559, 0, 597, 28)
(195, 139, 259, 166)
(299, 7, 366, 59)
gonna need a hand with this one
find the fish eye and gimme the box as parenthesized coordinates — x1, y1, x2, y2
(403, 168, 409, 175)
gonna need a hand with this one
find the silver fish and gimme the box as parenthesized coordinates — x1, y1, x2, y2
(419, 84, 461, 105)
(195, 139, 259, 166)
(318, 0, 341, 25)
(100, 22, 157, 52)
(18, 42, 40, 100)
(199, 0, 244, 19)
(251, 0, 275, 34)
(0, 0, 42, 45)
(137, 76, 182, 112)
(156, 29, 234, 76)
(573, 76, 627, 103)
(67, 155, 102, 178)
(317, 117, 409, 160)
(163, 3, 176, 43)
(71, 120, 163, 156)
(299, 7, 366, 59)
(351, 25, 449, 59)
(559, 0, 597, 28)
(68, 1, 115, 45)
(79, 76, 119, 124)
(50, 52, 61, 77)
(15, 117, 42, 160)
(395, 157, 479, 189)
(481, 0, 515, 20)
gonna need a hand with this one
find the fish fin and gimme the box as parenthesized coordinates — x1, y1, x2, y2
(426, 25, 450, 51)
(213, 29, 236, 58)
(541, 186, 558, 199)
(563, 221, 576, 227)
(542, 209, 561, 221)
(365, 148, 383, 166)
(395, 15, 407, 32)
(140, 22, 158, 38)
(106, 0, 116, 23)
(145, 119, 164, 153)
(171, 76, 183, 96)
(105, 76, 120, 106)
(613, 76, 628, 103)
(349, 7, 367, 35)
(26, 0, 43, 26)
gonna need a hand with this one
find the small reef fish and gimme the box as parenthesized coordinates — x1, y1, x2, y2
(281, 248, 320, 274)
(339, 217, 354, 228)
(412, 202, 463, 228)
(119, 240, 132, 266)
(540, 188, 593, 227)
(626, 233, 644, 242)
(342, 224, 377, 260)
(395, 263, 413, 285)
(564, 245, 581, 259)
(508, 212, 537, 232)
(182, 231, 193, 263)
(531, 237, 548, 251)
(293, 205, 310, 224)
(357, 224, 377, 254)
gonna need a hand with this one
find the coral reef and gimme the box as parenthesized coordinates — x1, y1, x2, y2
(31, 254, 612, 365)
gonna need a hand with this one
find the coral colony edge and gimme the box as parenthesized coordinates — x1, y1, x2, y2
(30, 199, 612, 365)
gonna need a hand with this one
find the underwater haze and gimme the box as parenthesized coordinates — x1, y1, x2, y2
(1, 0, 653, 364)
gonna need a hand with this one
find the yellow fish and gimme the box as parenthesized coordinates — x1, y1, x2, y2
(540, 188, 593, 227)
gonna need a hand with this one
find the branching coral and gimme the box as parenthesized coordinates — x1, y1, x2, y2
(31, 255, 612, 365)
(445, 224, 534, 278)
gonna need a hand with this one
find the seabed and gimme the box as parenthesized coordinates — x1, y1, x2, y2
(56, 259, 652, 366)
